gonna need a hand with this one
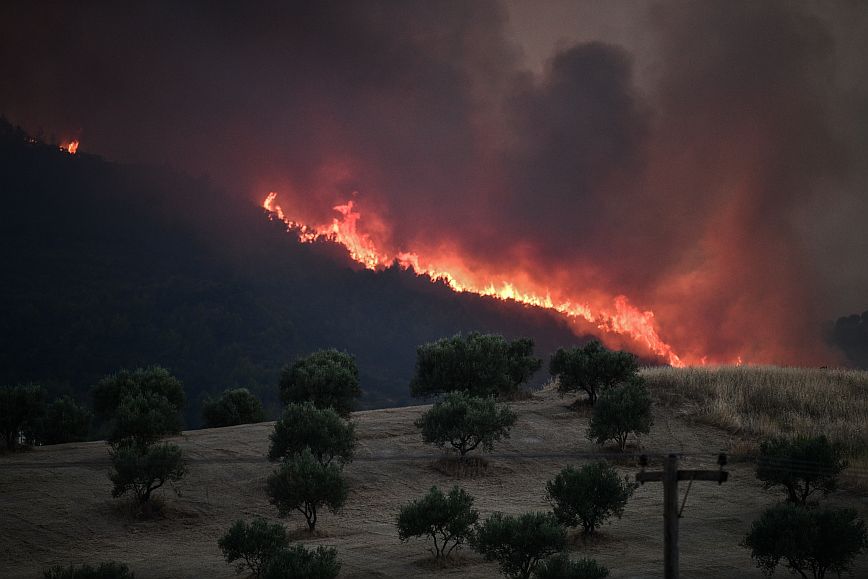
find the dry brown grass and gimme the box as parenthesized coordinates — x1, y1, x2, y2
(642, 365, 868, 460)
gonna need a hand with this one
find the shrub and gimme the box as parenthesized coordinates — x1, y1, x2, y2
(266, 448, 348, 531)
(279, 350, 361, 416)
(202, 388, 266, 428)
(742, 503, 867, 578)
(107, 391, 182, 447)
(756, 435, 847, 505)
(268, 402, 356, 466)
(534, 554, 609, 579)
(109, 441, 187, 505)
(410, 332, 542, 398)
(586, 381, 652, 451)
(92, 366, 185, 422)
(36, 395, 92, 445)
(261, 545, 340, 579)
(0, 384, 45, 450)
(415, 391, 516, 458)
(546, 462, 635, 534)
(43, 561, 134, 578)
(397, 485, 479, 560)
(218, 518, 289, 577)
(549, 341, 638, 405)
(474, 512, 566, 579)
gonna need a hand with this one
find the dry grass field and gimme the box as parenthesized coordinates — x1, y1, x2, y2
(2, 378, 867, 578)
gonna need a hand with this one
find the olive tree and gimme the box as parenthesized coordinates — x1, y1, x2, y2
(43, 562, 134, 579)
(218, 518, 289, 577)
(545, 462, 635, 535)
(397, 486, 479, 560)
(549, 341, 638, 405)
(261, 545, 340, 579)
(742, 503, 867, 578)
(534, 555, 609, 579)
(586, 381, 652, 451)
(107, 391, 182, 447)
(756, 435, 847, 505)
(415, 391, 516, 459)
(109, 441, 186, 506)
(0, 384, 45, 451)
(474, 512, 566, 579)
(410, 332, 542, 398)
(279, 350, 360, 416)
(35, 395, 92, 445)
(203, 388, 265, 428)
(266, 449, 348, 531)
(92, 366, 185, 422)
(268, 402, 356, 466)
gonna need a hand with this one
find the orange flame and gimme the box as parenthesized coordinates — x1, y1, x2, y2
(263, 191, 687, 366)
(60, 140, 79, 154)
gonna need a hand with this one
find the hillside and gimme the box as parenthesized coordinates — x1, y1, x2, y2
(2, 384, 867, 578)
(0, 120, 583, 424)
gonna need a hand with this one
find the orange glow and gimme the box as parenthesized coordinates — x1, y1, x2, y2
(263, 191, 689, 366)
(60, 140, 79, 154)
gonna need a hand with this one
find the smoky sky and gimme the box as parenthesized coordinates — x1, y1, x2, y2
(2, 0, 867, 364)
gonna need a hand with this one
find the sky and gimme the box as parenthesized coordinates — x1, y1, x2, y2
(1, 0, 866, 366)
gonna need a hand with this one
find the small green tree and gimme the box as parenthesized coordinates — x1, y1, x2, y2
(415, 391, 517, 459)
(586, 381, 652, 451)
(35, 395, 92, 445)
(546, 462, 635, 535)
(261, 545, 340, 579)
(268, 402, 356, 466)
(266, 448, 348, 531)
(202, 388, 266, 428)
(534, 554, 609, 579)
(218, 518, 289, 577)
(107, 391, 182, 447)
(549, 341, 638, 405)
(410, 332, 542, 398)
(109, 441, 187, 506)
(474, 512, 566, 579)
(397, 485, 479, 560)
(92, 366, 185, 421)
(742, 503, 867, 578)
(279, 350, 361, 416)
(0, 384, 45, 451)
(756, 435, 848, 505)
(43, 562, 134, 579)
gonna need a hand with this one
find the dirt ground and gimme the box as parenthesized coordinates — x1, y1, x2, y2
(2, 386, 867, 578)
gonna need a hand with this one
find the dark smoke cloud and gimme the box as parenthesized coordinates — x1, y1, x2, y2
(1, 0, 866, 364)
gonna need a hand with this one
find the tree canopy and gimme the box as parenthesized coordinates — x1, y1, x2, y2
(415, 391, 516, 458)
(92, 366, 185, 422)
(279, 350, 361, 416)
(586, 381, 652, 451)
(268, 402, 356, 466)
(756, 435, 848, 505)
(410, 332, 542, 398)
(0, 384, 45, 451)
(202, 388, 265, 428)
(549, 341, 638, 405)
(397, 485, 479, 560)
(474, 511, 566, 579)
(266, 448, 348, 531)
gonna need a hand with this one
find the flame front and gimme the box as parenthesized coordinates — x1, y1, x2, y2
(263, 191, 687, 366)
(61, 140, 79, 154)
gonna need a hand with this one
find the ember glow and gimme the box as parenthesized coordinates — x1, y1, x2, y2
(264, 191, 687, 366)
(60, 140, 79, 154)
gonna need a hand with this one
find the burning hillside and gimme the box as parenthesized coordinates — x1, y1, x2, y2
(264, 191, 686, 366)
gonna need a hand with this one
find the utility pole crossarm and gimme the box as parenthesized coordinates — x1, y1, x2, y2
(636, 470, 728, 484)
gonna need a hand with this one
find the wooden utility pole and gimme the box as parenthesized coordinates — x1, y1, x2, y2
(636, 453, 728, 579)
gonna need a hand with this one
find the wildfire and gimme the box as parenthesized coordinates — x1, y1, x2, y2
(60, 140, 79, 154)
(263, 191, 686, 367)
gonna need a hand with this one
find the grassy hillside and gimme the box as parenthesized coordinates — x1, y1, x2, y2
(643, 365, 868, 486)
(2, 381, 866, 578)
